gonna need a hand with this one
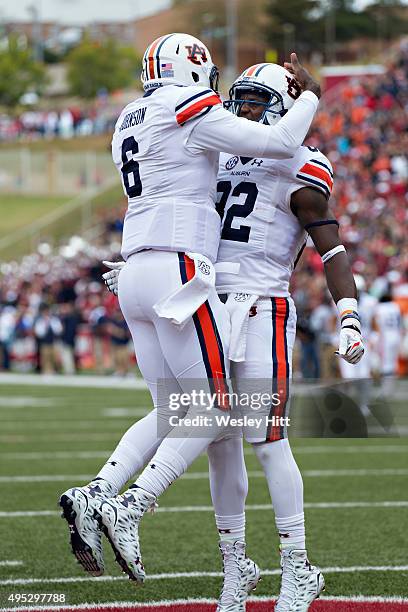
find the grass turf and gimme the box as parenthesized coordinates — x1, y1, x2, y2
(0, 383, 407, 607)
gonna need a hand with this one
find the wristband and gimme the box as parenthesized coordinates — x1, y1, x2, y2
(321, 244, 346, 264)
(337, 297, 361, 332)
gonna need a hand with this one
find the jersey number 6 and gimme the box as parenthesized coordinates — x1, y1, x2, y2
(121, 136, 142, 198)
(216, 180, 258, 243)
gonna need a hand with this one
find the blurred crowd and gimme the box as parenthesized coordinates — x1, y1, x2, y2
(0, 43, 407, 377)
(0, 103, 120, 142)
(290, 40, 408, 378)
(0, 210, 132, 376)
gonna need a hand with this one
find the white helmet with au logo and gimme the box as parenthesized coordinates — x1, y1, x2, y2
(224, 63, 302, 125)
(141, 33, 219, 92)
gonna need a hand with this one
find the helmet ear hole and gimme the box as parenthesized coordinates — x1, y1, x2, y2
(192, 72, 200, 83)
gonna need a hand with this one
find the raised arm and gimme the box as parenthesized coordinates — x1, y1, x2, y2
(291, 187, 364, 365)
(188, 54, 320, 159)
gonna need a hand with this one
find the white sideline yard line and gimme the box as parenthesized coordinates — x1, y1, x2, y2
(1, 468, 407, 483)
(0, 373, 148, 389)
(246, 444, 408, 456)
(1, 565, 408, 587)
(1, 596, 408, 612)
(1, 444, 407, 461)
(0, 561, 22, 566)
(1, 500, 408, 518)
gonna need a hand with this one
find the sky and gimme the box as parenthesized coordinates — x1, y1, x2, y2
(0, 0, 405, 24)
(0, 0, 172, 24)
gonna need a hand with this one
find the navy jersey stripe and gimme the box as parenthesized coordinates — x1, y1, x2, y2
(281, 298, 290, 439)
(310, 158, 334, 178)
(177, 104, 212, 126)
(296, 173, 330, 198)
(175, 89, 213, 112)
(205, 301, 228, 381)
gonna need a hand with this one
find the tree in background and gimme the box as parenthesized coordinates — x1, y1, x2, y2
(263, 0, 408, 59)
(264, 0, 323, 58)
(0, 36, 47, 108)
(66, 37, 141, 99)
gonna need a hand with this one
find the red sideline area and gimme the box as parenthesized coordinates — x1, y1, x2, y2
(20, 601, 408, 612)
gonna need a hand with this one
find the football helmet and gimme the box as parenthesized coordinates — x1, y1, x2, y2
(141, 33, 219, 92)
(224, 63, 302, 125)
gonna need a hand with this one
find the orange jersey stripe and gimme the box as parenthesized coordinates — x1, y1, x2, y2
(176, 94, 221, 125)
(269, 298, 289, 442)
(183, 255, 229, 408)
(300, 163, 334, 190)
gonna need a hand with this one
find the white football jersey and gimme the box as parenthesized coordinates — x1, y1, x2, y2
(112, 85, 222, 262)
(215, 146, 334, 296)
(375, 301, 402, 375)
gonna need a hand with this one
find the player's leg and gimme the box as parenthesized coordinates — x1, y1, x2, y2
(59, 285, 184, 576)
(237, 297, 324, 610)
(207, 435, 260, 611)
(99, 252, 235, 583)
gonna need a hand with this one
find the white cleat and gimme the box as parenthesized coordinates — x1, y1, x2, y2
(98, 488, 156, 585)
(216, 540, 261, 611)
(275, 549, 325, 612)
(59, 483, 111, 576)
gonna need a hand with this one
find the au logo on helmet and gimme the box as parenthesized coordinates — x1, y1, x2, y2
(285, 76, 302, 100)
(185, 44, 208, 65)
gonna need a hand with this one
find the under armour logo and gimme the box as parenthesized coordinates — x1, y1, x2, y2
(109, 461, 117, 466)
(150, 464, 156, 469)
(251, 159, 263, 167)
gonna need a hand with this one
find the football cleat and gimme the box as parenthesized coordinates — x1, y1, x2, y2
(59, 482, 114, 576)
(217, 540, 261, 611)
(275, 549, 325, 612)
(98, 488, 156, 584)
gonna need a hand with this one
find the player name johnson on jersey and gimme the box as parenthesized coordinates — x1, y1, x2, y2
(215, 146, 334, 297)
(112, 85, 223, 263)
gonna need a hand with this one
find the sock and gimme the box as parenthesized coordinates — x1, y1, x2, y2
(94, 409, 163, 492)
(253, 439, 304, 517)
(95, 442, 145, 493)
(253, 439, 305, 550)
(215, 513, 245, 543)
(275, 512, 305, 550)
(133, 448, 187, 498)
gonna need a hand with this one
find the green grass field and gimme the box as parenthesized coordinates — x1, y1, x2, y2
(0, 382, 407, 609)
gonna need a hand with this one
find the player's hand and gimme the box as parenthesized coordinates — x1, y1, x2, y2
(335, 328, 364, 365)
(284, 53, 321, 99)
(102, 260, 125, 296)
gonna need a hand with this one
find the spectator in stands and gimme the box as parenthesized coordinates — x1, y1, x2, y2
(107, 309, 131, 377)
(33, 303, 63, 374)
(58, 301, 82, 375)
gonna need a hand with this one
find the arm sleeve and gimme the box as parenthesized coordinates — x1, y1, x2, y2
(187, 90, 319, 159)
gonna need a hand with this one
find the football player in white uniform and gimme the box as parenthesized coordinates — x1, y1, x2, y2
(59, 33, 322, 609)
(373, 288, 402, 380)
(209, 63, 364, 611)
(101, 62, 364, 611)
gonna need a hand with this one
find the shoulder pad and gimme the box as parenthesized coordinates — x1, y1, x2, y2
(293, 146, 334, 198)
(175, 87, 221, 126)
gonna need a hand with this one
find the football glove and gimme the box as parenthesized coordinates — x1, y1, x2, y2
(335, 307, 364, 365)
(102, 260, 125, 296)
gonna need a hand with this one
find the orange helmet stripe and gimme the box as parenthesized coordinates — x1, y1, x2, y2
(147, 36, 165, 80)
(244, 64, 261, 77)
